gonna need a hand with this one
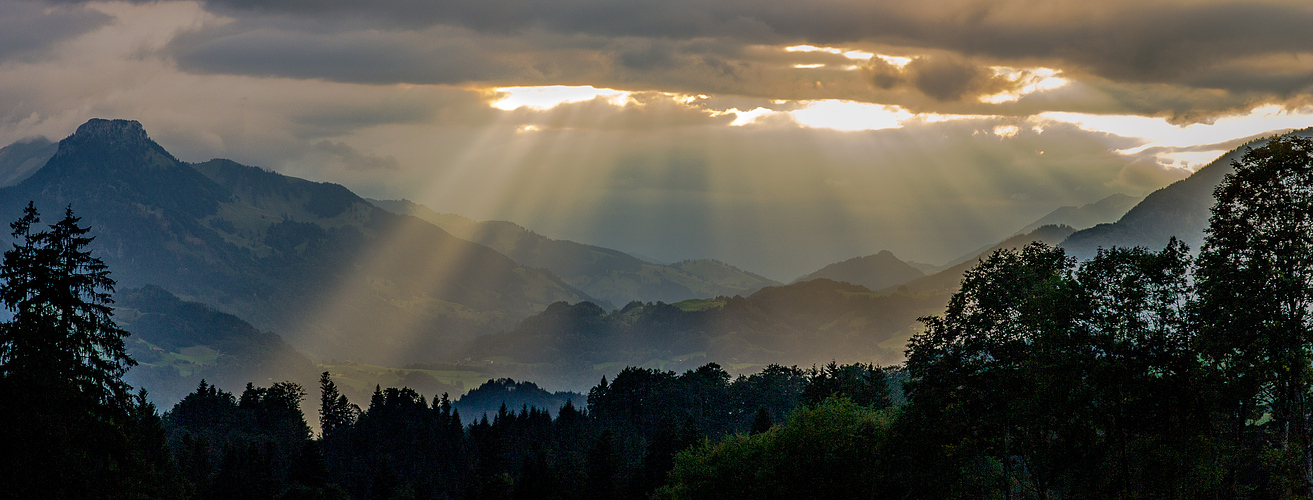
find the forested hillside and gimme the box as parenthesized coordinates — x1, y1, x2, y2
(116, 285, 318, 409)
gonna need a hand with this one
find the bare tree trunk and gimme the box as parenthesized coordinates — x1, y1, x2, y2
(1301, 382, 1313, 499)
(1004, 428, 1013, 500)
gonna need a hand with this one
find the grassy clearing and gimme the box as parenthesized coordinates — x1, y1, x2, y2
(130, 340, 220, 377)
(673, 299, 726, 312)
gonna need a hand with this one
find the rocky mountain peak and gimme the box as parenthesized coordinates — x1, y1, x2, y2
(68, 118, 149, 146)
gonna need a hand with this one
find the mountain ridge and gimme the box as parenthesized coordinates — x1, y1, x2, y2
(0, 137, 57, 188)
(369, 198, 781, 306)
(1060, 128, 1313, 259)
(1017, 193, 1142, 236)
(791, 250, 924, 291)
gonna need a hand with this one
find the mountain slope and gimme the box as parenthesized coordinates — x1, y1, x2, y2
(0, 137, 56, 188)
(791, 250, 924, 290)
(1017, 193, 1142, 235)
(895, 224, 1078, 294)
(0, 119, 593, 365)
(117, 285, 318, 408)
(1061, 129, 1313, 259)
(370, 198, 780, 306)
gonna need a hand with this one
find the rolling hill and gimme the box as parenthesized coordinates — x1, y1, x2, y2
(791, 250, 924, 291)
(370, 198, 780, 306)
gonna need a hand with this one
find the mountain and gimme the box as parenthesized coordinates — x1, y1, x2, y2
(893, 224, 1078, 294)
(0, 119, 593, 365)
(904, 261, 946, 275)
(1060, 129, 1313, 260)
(0, 137, 56, 187)
(464, 224, 1084, 389)
(464, 279, 951, 389)
(1017, 193, 1142, 235)
(370, 198, 780, 306)
(117, 285, 317, 409)
(921, 195, 1134, 272)
(791, 250, 924, 291)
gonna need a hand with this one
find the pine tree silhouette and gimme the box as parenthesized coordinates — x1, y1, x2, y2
(0, 203, 147, 497)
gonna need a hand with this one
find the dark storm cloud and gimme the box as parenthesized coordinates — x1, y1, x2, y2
(52, 0, 1313, 119)
(866, 58, 903, 90)
(616, 39, 679, 70)
(902, 55, 1014, 102)
(167, 26, 519, 84)
(288, 88, 498, 138)
(166, 0, 1313, 82)
(0, 1, 109, 63)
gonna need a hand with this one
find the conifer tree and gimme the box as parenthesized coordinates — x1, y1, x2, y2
(0, 203, 143, 496)
(1, 203, 135, 407)
(319, 371, 357, 439)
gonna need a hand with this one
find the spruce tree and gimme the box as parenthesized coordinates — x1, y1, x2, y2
(0, 203, 143, 497)
(319, 371, 357, 439)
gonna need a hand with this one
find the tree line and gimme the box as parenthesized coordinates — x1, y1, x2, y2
(4, 134, 1313, 499)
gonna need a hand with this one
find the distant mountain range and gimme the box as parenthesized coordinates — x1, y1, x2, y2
(369, 198, 780, 306)
(1017, 193, 1141, 236)
(897, 224, 1078, 294)
(465, 223, 1084, 389)
(920, 193, 1138, 274)
(0, 119, 592, 367)
(760, 222, 1096, 319)
(463, 278, 953, 388)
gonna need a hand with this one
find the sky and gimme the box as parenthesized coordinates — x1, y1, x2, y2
(1, 0, 1311, 280)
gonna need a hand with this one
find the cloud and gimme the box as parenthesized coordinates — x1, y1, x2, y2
(0, 1, 109, 63)
(616, 39, 679, 70)
(168, 25, 522, 85)
(309, 140, 400, 171)
(865, 57, 903, 90)
(509, 92, 733, 131)
(130, 0, 1313, 121)
(1110, 158, 1192, 193)
(903, 55, 1014, 102)
(169, 0, 1313, 76)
